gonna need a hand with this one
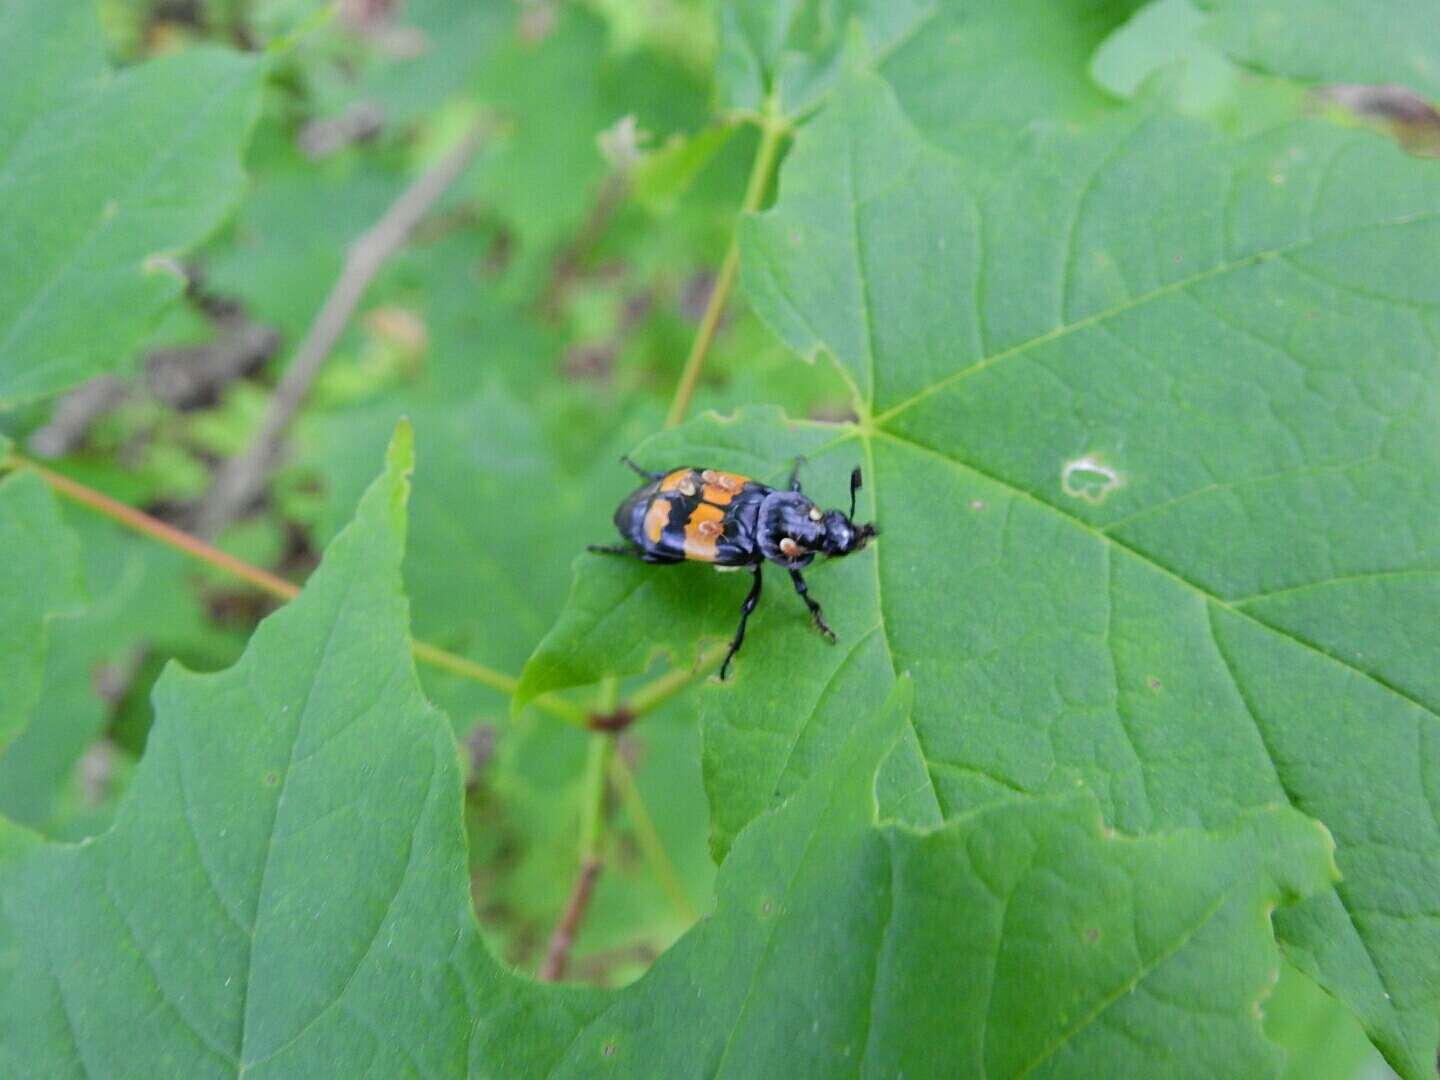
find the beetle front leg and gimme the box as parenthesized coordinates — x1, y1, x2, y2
(787, 455, 806, 492)
(719, 564, 764, 680)
(789, 569, 836, 642)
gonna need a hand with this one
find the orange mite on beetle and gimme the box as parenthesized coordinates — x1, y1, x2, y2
(589, 457, 877, 679)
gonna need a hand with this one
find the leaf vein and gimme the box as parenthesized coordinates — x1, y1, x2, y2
(874, 428, 1439, 723)
(1203, 604, 1414, 1051)
(872, 208, 1440, 427)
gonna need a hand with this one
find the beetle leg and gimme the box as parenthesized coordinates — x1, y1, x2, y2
(588, 543, 641, 557)
(621, 455, 664, 481)
(789, 569, 836, 642)
(720, 564, 764, 680)
(787, 455, 807, 492)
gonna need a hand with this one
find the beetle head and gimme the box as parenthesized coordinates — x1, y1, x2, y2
(819, 511, 876, 556)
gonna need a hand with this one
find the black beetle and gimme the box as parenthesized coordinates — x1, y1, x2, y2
(590, 458, 877, 678)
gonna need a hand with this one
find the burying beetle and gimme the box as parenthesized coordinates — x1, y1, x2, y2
(590, 457, 877, 678)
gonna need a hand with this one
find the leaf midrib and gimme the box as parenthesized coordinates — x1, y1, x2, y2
(1011, 887, 1235, 1078)
(869, 207, 1440, 429)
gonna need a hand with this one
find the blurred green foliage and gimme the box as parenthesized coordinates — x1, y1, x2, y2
(0, 0, 1434, 1074)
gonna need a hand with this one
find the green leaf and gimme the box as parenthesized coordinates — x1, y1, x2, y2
(0, 490, 1332, 1079)
(631, 123, 740, 215)
(514, 406, 853, 711)
(0, 0, 106, 159)
(305, 388, 589, 711)
(715, 0, 935, 118)
(1198, 0, 1440, 99)
(750, 71, 1440, 1077)
(0, 511, 236, 836)
(549, 677, 1338, 1077)
(1265, 963, 1392, 1080)
(1090, 0, 1239, 113)
(356, 0, 509, 125)
(530, 69, 1440, 1074)
(0, 0, 265, 405)
(0, 424, 599, 1076)
(873, 0, 1143, 158)
(0, 471, 82, 753)
(205, 161, 403, 340)
(470, 6, 711, 268)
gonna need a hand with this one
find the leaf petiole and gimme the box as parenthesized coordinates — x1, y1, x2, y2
(664, 97, 790, 429)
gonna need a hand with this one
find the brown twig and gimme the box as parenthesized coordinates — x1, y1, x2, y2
(539, 733, 614, 981)
(28, 313, 279, 459)
(26, 377, 130, 458)
(196, 121, 490, 537)
(3, 452, 592, 727)
(298, 100, 386, 160)
(18, 454, 302, 600)
(538, 857, 603, 982)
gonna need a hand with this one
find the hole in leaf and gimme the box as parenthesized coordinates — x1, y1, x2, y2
(1060, 454, 1123, 504)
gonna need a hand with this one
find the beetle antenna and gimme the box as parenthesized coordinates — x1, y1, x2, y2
(848, 467, 862, 519)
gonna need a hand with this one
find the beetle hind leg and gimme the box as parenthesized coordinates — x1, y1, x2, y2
(719, 565, 764, 680)
(789, 569, 836, 642)
(620, 455, 664, 481)
(588, 543, 641, 557)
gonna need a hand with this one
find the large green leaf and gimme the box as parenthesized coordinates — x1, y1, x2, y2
(356, 0, 509, 125)
(0, 470, 81, 753)
(522, 70, 1440, 1075)
(204, 160, 403, 340)
(0, 429, 1336, 1077)
(747, 72, 1440, 1078)
(874, 0, 1142, 154)
(0, 426, 600, 1076)
(0, 0, 265, 405)
(0, 0, 105, 160)
(1199, 0, 1440, 100)
(0, 510, 236, 837)
(549, 679, 1337, 1077)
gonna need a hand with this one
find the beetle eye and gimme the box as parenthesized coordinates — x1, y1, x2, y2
(808, 507, 822, 522)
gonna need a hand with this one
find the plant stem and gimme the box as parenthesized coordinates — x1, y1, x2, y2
(5, 452, 589, 727)
(664, 104, 788, 429)
(579, 734, 612, 861)
(409, 641, 517, 697)
(540, 733, 614, 981)
(11, 454, 301, 602)
(610, 751, 696, 922)
(626, 642, 730, 718)
(196, 119, 489, 538)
